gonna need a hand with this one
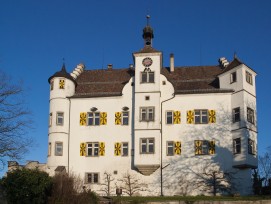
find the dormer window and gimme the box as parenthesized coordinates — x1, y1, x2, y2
(230, 72, 237, 83)
(246, 71, 253, 85)
(141, 72, 154, 83)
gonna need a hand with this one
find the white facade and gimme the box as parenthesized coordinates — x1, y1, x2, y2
(47, 23, 257, 196)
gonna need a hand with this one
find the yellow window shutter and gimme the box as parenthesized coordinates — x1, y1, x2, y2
(208, 110, 216, 123)
(100, 112, 107, 125)
(173, 111, 181, 124)
(59, 79, 65, 89)
(80, 112, 87, 126)
(80, 143, 86, 156)
(99, 142, 105, 156)
(187, 110, 194, 124)
(115, 112, 122, 125)
(114, 142, 121, 156)
(174, 141, 181, 155)
(195, 140, 202, 155)
(209, 141, 215, 154)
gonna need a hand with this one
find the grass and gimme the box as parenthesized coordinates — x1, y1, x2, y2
(111, 195, 271, 203)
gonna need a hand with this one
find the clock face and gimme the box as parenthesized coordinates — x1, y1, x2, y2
(142, 57, 153, 67)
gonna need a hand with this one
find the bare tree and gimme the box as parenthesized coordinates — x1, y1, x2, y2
(0, 71, 32, 170)
(118, 172, 147, 196)
(258, 147, 271, 186)
(100, 171, 115, 196)
(191, 163, 237, 196)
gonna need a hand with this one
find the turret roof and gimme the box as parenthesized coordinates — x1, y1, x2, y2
(48, 64, 77, 86)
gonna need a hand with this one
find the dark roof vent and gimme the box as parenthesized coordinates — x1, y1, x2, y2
(107, 64, 113, 70)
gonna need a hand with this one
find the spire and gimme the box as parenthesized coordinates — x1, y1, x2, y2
(142, 15, 154, 47)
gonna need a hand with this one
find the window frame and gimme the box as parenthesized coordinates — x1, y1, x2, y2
(246, 71, 253, 85)
(122, 111, 129, 125)
(195, 140, 214, 155)
(230, 71, 237, 83)
(247, 107, 255, 124)
(140, 138, 155, 154)
(87, 112, 100, 126)
(50, 80, 54, 91)
(86, 142, 99, 157)
(248, 139, 256, 155)
(48, 142, 52, 157)
(232, 107, 241, 123)
(122, 142, 129, 156)
(194, 109, 208, 124)
(166, 141, 174, 156)
(140, 107, 155, 122)
(85, 172, 99, 184)
(55, 142, 63, 156)
(233, 138, 241, 154)
(166, 111, 173, 124)
(49, 112, 53, 127)
(141, 71, 155, 83)
(56, 112, 64, 126)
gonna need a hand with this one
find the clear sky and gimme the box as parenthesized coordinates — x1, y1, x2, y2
(0, 0, 270, 176)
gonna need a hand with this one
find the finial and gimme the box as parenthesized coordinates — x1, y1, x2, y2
(234, 51, 237, 59)
(146, 15, 150, 26)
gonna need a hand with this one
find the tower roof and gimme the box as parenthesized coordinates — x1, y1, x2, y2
(48, 63, 77, 86)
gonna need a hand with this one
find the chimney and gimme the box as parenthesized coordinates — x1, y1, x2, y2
(218, 57, 229, 68)
(129, 64, 134, 69)
(170, 53, 174, 72)
(70, 63, 85, 79)
(107, 64, 113, 70)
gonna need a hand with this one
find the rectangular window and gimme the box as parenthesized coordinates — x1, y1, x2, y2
(48, 142, 51, 156)
(56, 112, 64, 126)
(141, 72, 155, 83)
(87, 142, 99, 156)
(167, 141, 174, 156)
(50, 80, 54, 90)
(49, 113, 52, 127)
(85, 173, 99, 184)
(59, 79, 65, 89)
(195, 140, 215, 155)
(87, 112, 100, 126)
(248, 139, 256, 155)
(122, 112, 129, 125)
(140, 138, 154, 154)
(232, 107, 240, 123)
(122, 142, 128, 156)
(247, 107, 255, 124)
(140, 107, 154, 121)
(246, 71, 253, 85)
(166, 111, 173, 124)
(55, 142, 63, 156)
(233, 138, 241, 154)
(194, 110, 208, 124)
(230, 72, 237, 83)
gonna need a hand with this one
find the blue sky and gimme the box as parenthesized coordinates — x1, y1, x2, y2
(0, 0, 270, 176)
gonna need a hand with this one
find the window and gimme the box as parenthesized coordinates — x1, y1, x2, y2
(48, 142, 51, 156)
(141, 72, 154, 83)
(49, 113, 52, 127)
(246, 71, 253, 85)
(195, 110, 208, 124)
(167, 141, 174, 156)
(122, 112, 129, 125)
(56, 112, 64, 126)
(140, 107, 154, 121)
(59, 79, 65, 89)
(230, 72, 237, 83)
(87, 142, 99, 156)
(50, 80, 54, 90)
(248, 139, 256, 155)
(247, 107, 255, 124)
(232, 107, 240, 123)
(55, 142, 63, 156)
(140, 138, 154, 154)
(85, 173, 99, 184)
(88, 112, 100, 126)
(122, 142, 128, 156)
(195, 140, 215, 155)
(166, 111, 173, 124)
(233, 138, 241, 154)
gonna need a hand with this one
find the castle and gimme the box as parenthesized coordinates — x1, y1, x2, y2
(47, 18, 257, 196)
